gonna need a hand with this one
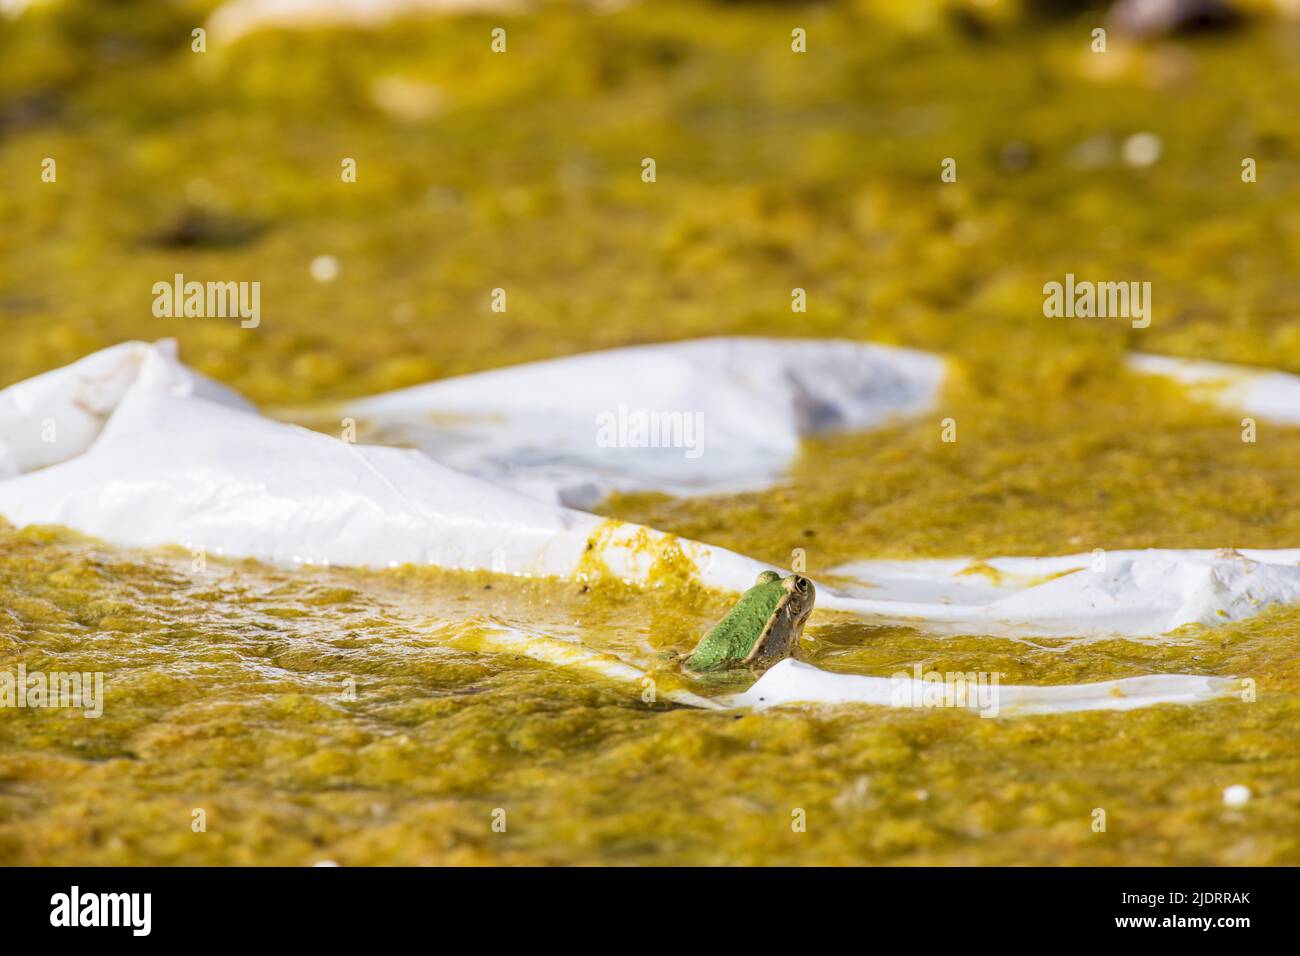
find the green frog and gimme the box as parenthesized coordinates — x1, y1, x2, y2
(683, 571, 815, 674)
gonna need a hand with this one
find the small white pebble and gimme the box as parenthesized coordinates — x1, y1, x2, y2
(1123, 132, 1162, 168)
(310, 254, 340, 283)
(1222, 784, 1251, 808)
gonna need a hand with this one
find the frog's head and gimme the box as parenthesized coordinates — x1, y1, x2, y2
(779, 572, 815, 622)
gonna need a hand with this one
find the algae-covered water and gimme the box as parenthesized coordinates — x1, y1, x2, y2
(2, 0, 1300, 865)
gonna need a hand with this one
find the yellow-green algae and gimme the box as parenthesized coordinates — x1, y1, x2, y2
(3, 1, 1300, 865)
(2, 524, 1298, 866)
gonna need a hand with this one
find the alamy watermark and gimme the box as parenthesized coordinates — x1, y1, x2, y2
(890, 664, 1002, 718)
(1, 664, 104, 718)
(595, 405, 704, 459)
(152, 273, 260, 329)
(50, 886, 150, 936)
(1043, 273, 1150, 329)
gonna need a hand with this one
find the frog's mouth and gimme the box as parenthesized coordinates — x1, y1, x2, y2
(786, 576, 816, 639)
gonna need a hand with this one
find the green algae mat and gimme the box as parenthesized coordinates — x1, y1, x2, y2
(2, 0, 1299, 865)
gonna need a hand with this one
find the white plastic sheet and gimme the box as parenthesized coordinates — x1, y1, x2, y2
(344, 336, 946, 508)
(209, 0, 528, 42)
(819, 550, 1300, 639)
(733, 659, 1238, 715)
(1128, 352, 1300, 424)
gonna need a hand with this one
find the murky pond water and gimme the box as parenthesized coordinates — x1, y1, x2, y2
(2, 1, 1299, 864)
(2, 523, 1298, 865)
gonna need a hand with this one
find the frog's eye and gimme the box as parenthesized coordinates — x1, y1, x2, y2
(791, 576, 810, 593)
